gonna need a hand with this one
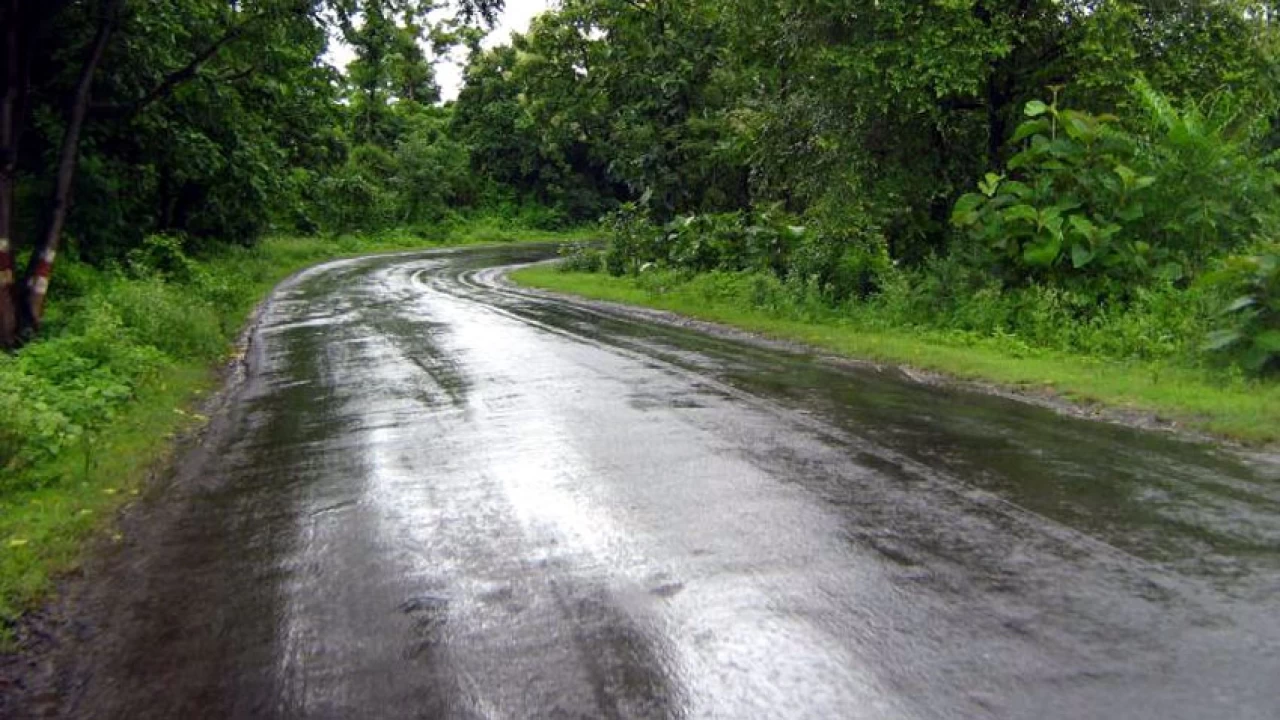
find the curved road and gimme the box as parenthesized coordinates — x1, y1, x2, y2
(8, 244, 1280, 719)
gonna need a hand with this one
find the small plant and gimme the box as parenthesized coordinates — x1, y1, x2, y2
(126, 234, 199, 282)
(953, 81, 1280, 298)
(557, 242, 604, 272)
(1202, 246, 1280, 374)
(952, 91, 1159, 294)
(602, 200, 657, 276)
(599, 199, 808, 281)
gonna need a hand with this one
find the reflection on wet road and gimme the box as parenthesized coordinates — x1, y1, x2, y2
(24, 245, 1280, 718)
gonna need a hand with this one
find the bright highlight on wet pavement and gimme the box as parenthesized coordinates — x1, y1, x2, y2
(10, 245, 1280, 719)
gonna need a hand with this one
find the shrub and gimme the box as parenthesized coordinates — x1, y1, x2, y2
(603, 201, 658, 276)
(1203, 245, 1280, 374)
(952, 83, 1279, 298)
(600, 202, 808, 280)
(107, 277, 225, 361)
(557, 243, 603, 273)
(787, 223, 892, 303)
(951, 96, 1157, 295)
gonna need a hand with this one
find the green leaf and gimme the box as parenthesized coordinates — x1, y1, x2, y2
(1001, 181, 1033, 198)
(1002, 204, 1039, 223)
(1024, 100, 1049, 117)
(1067, 214, 1096, 238)
(953, 193, 984, 214)
(979, 172, 1004, 197)
(1023, 237, 1062, 267)
(1007, 150, 1035, 170)
(1117, 204, 1146, 222)
(1071, 243, 1095, 268)
(1221, 295, 1257, 314)
(1155, 262, 1184, 282)
(1010, 119, 1051, 143)
(1255, 330, 1280, 352)
(1203, 329, 1242, 351)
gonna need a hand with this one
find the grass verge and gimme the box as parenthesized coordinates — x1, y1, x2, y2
(510, 266, 1280, 446)
(0, 226, 588, 647)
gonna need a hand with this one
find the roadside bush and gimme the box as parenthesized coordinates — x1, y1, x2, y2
(107, 278, 225, 361)
(558, 242, 604, 273)
(1203, 245, 1280, 374)
(952, 83, 1279, 298)
(0, 247, 227, 486)
(787, 225, 892, 302)
(0, 298, 166, 489)
(126, 233, 201, 282)
(603, 202, 658, 276)
(600, 202, 807, 279)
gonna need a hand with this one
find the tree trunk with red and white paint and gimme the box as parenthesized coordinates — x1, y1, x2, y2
(18, 0, 121, 335)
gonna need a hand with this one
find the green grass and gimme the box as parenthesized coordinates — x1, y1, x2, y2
(510, 266, 1280, 446)
(0, 226, 589, 648)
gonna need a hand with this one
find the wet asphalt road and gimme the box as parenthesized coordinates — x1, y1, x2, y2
(11, 244, 1280, 719)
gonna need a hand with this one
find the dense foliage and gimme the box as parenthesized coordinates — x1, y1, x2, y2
(482, 0, 1280, 376)
(0, 0, 504, 347)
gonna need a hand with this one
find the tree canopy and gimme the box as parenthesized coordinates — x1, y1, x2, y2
(3, 0, 1279, 366)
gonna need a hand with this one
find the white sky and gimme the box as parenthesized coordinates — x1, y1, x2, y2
(439, 0, 555, 100)
(327, 0, 556, 102)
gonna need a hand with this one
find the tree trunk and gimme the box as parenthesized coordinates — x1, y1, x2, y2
(986, 69, 1008, 168)
(19, 0, 122, 335)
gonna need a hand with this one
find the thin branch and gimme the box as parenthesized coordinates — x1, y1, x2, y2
(91, 13, 264, 119)
(212, 64, 262, 84)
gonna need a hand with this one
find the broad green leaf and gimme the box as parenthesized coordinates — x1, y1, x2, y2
(952, 193, 985, 219)
(1001, 181, 1033, 198)
(1002, 204, 1039, 223)
(1024, 100, 1049, 117)
(1061, 113, 1094, 141)
(1155, 262, 1184, 281)
(1117, 204, 1146, 222)
(1007, 150, 1035, 170)
(1068, 214, 1096, 238)
(979, 173, 1004, 197)
(1023, 237, 1061, 266)
(1010, 119, 1051, 143)
(1071, 243, 1095, 268)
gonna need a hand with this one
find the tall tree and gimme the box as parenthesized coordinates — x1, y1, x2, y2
(0, 0, 504, 347)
